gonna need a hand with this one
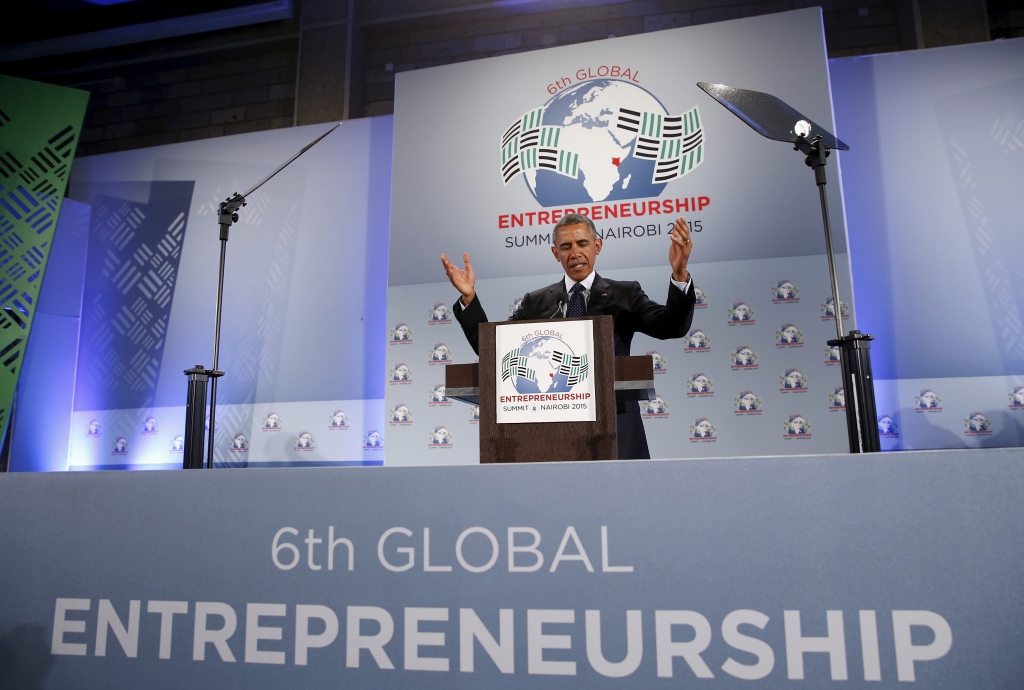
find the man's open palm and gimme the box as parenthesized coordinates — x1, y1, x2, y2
(441, 252, 476, 305)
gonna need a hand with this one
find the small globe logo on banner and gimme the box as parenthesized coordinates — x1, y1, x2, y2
(686, 373, 713, 394)
(734, 391, 761, 413)
(429, 384, 449, 404)
(86, 420, 102, 436)
(469, 405, 480, 422)
(500, 80, 704, 205)
(389, 404, 413, 424)
(776, 324, 804, 346)
(685, 329, 710, 350)
(231, 433, 249, 451)
(878, 414, 899, 436)
(390, 323, 413, 342)
(428, 426, 453, 447)
(1009, 386, 1024, 408)
(389, 363, 413, 382)
(730, 345, 758, 368)
(690, 417, 717, 440)
(727, 302, 754, 323)
(508, 297, 524, 318)
(783, 414, 812, 437)
(363, 430, 384, 449)
(170, 435, 184, 451)
(825, 344, 841, 364)
(428, 343, 453, 363)
(829, 387, 845, 409)
(328, 410, 348, 428)
(262, 412, 282, 429)
(771, 280, 800, 302)
(820, 297, 850, 320)
(428, 303, 452, 323)
(501, 334, 589, 394)
(780, 368, 808, 391)
(693, 287, 708, 307)
(112, 437, 128, 454)
(915, 389, 942, 410)
(647, 350, 667, 372)
(964, 412, 993, 435)
(294, 432, 314, 450)
(640, 395, 669, 416)
(142, 416, 158, 434)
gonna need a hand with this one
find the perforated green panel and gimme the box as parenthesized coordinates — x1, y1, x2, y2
(0, 75, 89, 437)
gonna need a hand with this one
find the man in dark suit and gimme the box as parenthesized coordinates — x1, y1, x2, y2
(440, 213, 697, 460)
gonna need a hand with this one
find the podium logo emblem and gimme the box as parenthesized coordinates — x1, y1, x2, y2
(501, 334, 589, 394)
(142, 416, 158, 434)
(780, 368, 808, 392)
(640, 395, 669, 417)
(685, 329, 710, 351)
(829, 387, 845, 409)
(820, 297, 850, 320)
(428, 343, 453, 363)
(231, 433, 249, 451)
(730, 345, 758, 369)
(262, 412, 282, 430)
(878, 414, 899, 437)
(428, 426, 453, 447)
(170, 435, 184, 452)
(1009, 386, 1024, 408)
(727, 301, 754, 324)
(389, 404, 413, 425)
(390, 323, 413, 343)
(693, 287, 708, 308)
(771, 280, 800, 303)
(915, 389, 942, 411)
(500, 80, 705, 205)
(690, 417, 717, 441)
(776, 324, 804, 347)
(783, 414, 812, 438)
(647, 350, 667, 373)
(328, 410, 349, 429)
(363, 430, 384, 449)
(428, 303, 452, 323)
(389, 363, 413, 383)
(112, 437, 128, 454)
(686, 373, 714, 396)
(86, 419, 102, 437)
(734, 391, 762, 414)
(294, 432, 314, 450)
(964, 412, 993, 435)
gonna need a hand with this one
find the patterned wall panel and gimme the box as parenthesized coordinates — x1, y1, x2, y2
(0, 75, 89, 435)
(74, 182, 195, 411)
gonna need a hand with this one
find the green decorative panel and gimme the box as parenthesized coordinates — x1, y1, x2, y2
(0, 75, 89, 436)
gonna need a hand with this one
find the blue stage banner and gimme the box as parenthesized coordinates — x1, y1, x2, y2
(0, 449, 1021, 688)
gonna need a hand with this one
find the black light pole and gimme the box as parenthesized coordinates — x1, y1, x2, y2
(182, 123, 341, 469)
(697, 83, 880, 453)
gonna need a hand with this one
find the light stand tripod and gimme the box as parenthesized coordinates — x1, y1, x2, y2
(182, 123, 341, 469)
(697, 83, 880, 453)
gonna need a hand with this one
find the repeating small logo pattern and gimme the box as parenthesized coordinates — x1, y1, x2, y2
(141, 416, 158, 435)
(780, 368, 808, 392)
(428, 426, 453, 447)
(640, 395, 669, 417)
(509, 297, 524, 318)
(428, 303, 452, 323)
(262, 412, 283, 430)
(726, 301, 755, 325)
(647, 350, 667, 373)
(734, 391, 762, 414)
(1009, 386, 1024, 409)
(820, 297, 850, 320)
(328, 410, 349, 429)
(828, 387, 845, 410)
(776, 324, 804, 347)
(231, 433, 249, 451)
(112, 437, 128, 454)
(964, 412, 993, 435)
(877, 414, 899, 437)
(86, 420, 102, 437)
(389, 363, 414, 383)
(363, 430, 384, 449)
(685, 329, 710, 351)
(771, 280, 800, 303)
(170, 435, 185, 452)
(428, 343, 453, 363)
(389, 404, 413, 425)
(783, 414, 812, 438)
(686, 373, 714, 396)
(294, 432, 315, 451)
(693, 287, 708, 308)
(390, 323, 413, 343)
(730, 345, 758, 370)
(825, 345, 841, 365)
(690, 417, 717, 441)
(915, 389, 942, 412)
(469, 406, 480, 422)
(429, 384, 451, 405)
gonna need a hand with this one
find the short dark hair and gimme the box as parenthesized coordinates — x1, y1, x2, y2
(552, 213, 597, 245)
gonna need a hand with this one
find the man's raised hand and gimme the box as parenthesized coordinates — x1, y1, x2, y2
(440, 252, 476, 306)
(669, 216, 692, 282)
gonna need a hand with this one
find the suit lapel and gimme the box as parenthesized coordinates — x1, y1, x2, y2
(586, 274, 614, 315)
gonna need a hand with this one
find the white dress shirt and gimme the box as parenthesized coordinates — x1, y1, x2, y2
(563, 271, 692, 308)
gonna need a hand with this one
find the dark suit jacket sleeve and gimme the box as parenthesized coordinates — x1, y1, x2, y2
(453, 295, 488, 355)
(628, 279, 696, 340)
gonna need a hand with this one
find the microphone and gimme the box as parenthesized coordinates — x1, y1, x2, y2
(549, 292, 569, 319)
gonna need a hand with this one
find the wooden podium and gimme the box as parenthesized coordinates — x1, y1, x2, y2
(444, 316, 655, 463)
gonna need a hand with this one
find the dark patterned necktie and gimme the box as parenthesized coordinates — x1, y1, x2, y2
(567, 282, 586, 318)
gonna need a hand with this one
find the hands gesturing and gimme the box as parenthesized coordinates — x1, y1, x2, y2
(669, 217, 692, 282)
(440, 252, 476, 306)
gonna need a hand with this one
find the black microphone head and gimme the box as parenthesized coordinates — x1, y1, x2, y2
(556, 292, 569, 306)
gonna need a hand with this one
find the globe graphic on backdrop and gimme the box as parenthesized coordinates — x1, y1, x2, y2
(526, 79, 670, 206)
(510, 336, 576, 394)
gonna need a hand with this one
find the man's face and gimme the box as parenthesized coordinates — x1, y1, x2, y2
(551, 223, 602, 282)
